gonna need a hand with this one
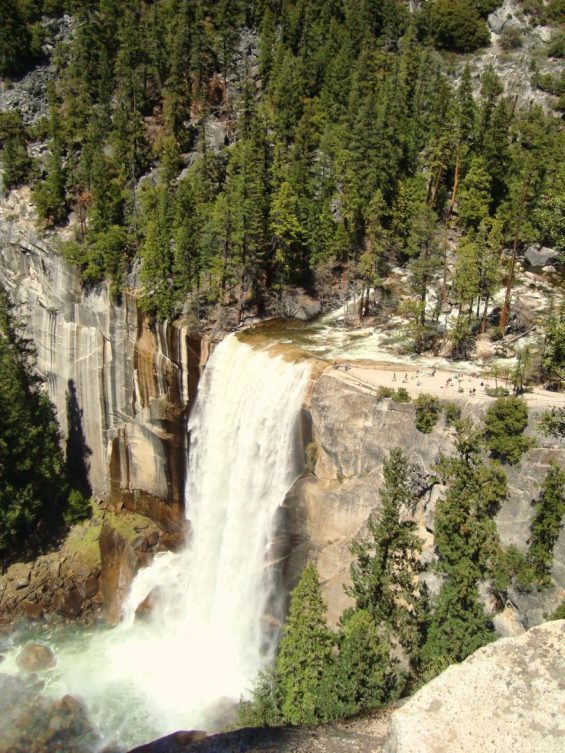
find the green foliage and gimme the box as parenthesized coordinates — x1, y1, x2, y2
(444, 402, 462, 426)
(486, 386, 509, 397)
(483, 396, 534, 464)
(335, 609, 397, 716)
(435, 419, 507, 580)
(0, 0, 54, 76)
(542, 305, 565, 388)
(528, 462, 565, 583)
(378, 386, 411, 403)
(414, 394, 441, 433)
(420, 574, 495, 679)
(550, 601, 565, 620)
(421, 419, 506, 677)
(2, 0, 560, 339)
(348, 448, 424, 659)
(428, 0, 491, 53)
(377, 385, 395, 399)
(391, 387, 411, 403)
(498, 26, 523, 51)
(0, 285, 69, 559)
(490, 544, 537, 593)
(64, 489, 92, 525)
(537, 407, 565, 439)
(270, 562, 338, 725)
(0, 111, 33, 191)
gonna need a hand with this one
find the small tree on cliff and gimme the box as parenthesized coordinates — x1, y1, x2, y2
(275, 561, 338, 724)
(240, 562, 338, 726)
(348, 448, 424, 661)
(421, 419, 506, 679)
(335, 608, 396, 715)
(528, 462, 565, 584)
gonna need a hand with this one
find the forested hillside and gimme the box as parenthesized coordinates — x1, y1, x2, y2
(1, 0, 563, 344)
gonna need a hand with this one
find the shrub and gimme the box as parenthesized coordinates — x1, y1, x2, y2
(415, 394, 441, 433)
(498, 26, 523, 50)
(547, 30, 565, 58)
(483, 396, 534, 464)
(377, 385, 394, 399)
(391, 387, 411, 403)
(491, 544, 537, 593)
(535, 71, 565, 96)
(550, 601, 565, 620)
(486, 386, 509, 398)
(444, 402, 462, 426)
(537, 408, 565, 439)
(64, 489, 92, 525)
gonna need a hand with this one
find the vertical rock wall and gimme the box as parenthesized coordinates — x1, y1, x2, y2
(0, 219, 204, 530)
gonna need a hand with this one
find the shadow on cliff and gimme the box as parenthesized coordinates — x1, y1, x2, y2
(66, 378, 92, 498)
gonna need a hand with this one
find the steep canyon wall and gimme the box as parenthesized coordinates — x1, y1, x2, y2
(0, 216, 204, 531)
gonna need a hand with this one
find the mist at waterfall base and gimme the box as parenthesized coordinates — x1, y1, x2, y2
(4, 336, 311, 750)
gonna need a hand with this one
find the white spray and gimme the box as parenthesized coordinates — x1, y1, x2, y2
(32, 334, 310, 748)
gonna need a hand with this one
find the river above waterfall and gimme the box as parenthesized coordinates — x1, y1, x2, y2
(1, 336, 311, 751)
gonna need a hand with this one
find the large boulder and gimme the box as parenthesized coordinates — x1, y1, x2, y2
(385, 621, 565, 753)
(281, 289, 321, 321)
(524, 245, 559, 268)
(16, 642, 57, 672)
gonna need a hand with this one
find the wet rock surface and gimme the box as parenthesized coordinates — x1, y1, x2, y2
(0, 674, 102, 753)
(16, 642, 56, 672)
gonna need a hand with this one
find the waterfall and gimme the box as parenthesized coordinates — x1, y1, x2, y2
(38, 334, 311, 747)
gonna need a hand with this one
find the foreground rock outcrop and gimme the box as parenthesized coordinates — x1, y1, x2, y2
(385, 620, 565, 753)
(127, 622, 564, 753)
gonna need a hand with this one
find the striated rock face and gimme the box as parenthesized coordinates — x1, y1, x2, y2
(0, 205, 205, 529)
(384, 620, 565, 753)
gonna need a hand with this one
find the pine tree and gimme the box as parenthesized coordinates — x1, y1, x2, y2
(458, 157, 492, 229)
(348, 448, 424, 659)
(269, 180, 305, 287)
(1, 113, 33, 192)
(483, 396, 534, 465)
(274, 562, 338, 725)
(421, 419, 506, 678)
(528, 462, 565, 582)
(435, 419, 507, 580)
(335, 609, 396, 715)
(0, 285, 69, 559)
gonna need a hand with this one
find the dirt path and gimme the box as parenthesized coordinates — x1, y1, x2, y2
(331, 362, 564, 409)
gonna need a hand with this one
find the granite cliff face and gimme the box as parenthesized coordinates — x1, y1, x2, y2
(285, 371, 565, 629)
(0, 197, 204, 532)
(385, 619, 565, 753)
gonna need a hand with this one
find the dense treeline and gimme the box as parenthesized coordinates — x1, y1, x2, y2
(2, 0, 563, 347)
(241, 409, 564, 725)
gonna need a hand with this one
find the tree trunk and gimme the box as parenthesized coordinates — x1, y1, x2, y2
(499, 174, 530, 334)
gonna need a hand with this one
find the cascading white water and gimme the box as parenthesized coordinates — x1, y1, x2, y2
(17, 334, 310, 748)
